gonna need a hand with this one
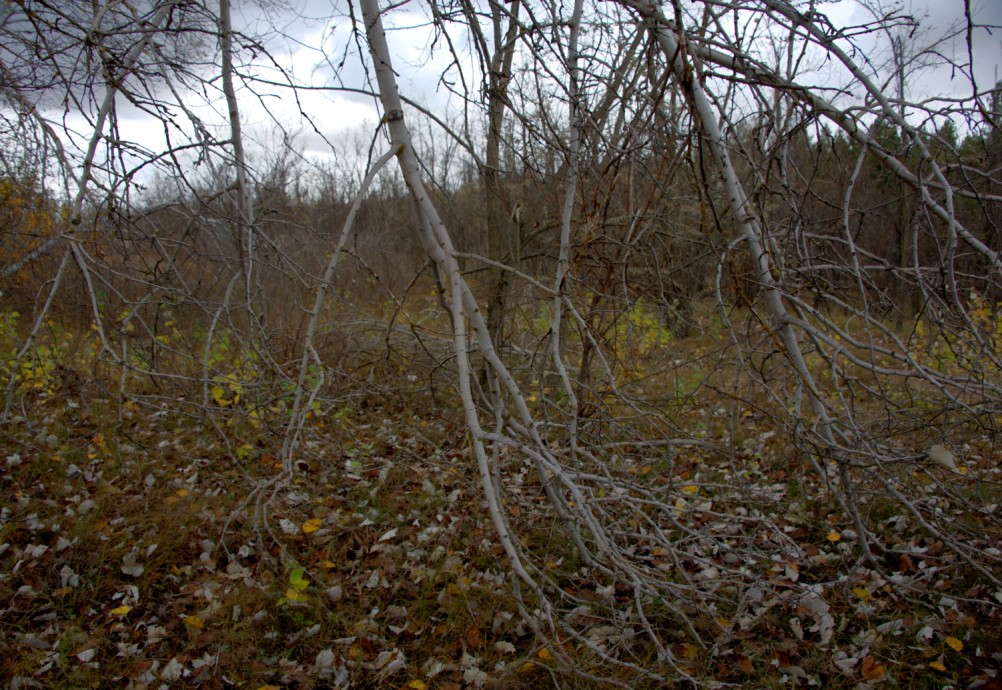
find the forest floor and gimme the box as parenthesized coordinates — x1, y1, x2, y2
(2, 379, 1001, 689)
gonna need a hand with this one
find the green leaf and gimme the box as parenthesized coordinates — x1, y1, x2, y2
(289, 567, 309, 591)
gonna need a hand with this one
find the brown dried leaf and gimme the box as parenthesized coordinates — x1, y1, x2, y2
(861, 655, 885, 680)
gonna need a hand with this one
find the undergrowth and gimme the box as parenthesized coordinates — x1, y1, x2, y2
(1, 303, 1001, 688)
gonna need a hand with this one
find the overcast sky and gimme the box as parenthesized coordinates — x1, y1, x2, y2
(260, 0, 1002, 150)
(100, 0, 1002, 182)
(828, 0, 1002, 96)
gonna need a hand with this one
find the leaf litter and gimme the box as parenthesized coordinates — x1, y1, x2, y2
(0, 389, 1000, 688)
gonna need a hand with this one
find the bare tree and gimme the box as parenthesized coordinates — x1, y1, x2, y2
(346, 0, 1001, 680)
(3, 0, 1000, 683)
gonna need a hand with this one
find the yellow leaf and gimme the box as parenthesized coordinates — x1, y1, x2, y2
(518, 662, 536, 673)
(945, 636, 964, 652)
(682, 484, 699, 494)
(404, 681, 427, 690)
(302, 518, 322, 534)
(110, 605, 131, 616)
(256, 686, 281, 690)
(929, 660, 946, 672)
(176, 488, 189, 497)
(285, 588, 307, 602)
(212, 385, 232, 406)
(538, 648, 552, 660)
(826, 531, 841, 542)
(184, 615, 204, 629)
(853, 587, 872, 601)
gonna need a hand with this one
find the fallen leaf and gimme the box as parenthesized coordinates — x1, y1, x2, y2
(463, 667, 488, 687)
(834, 656, 858, 674)
(285, 588, 308, 602)
(314, 648, 336, 677)
(861, 655, 885, 680)
(800, 590, 834, 646)
(538, 648, 551, 660)
(289, 567, 309, 591)
(929, 660, 946, 672)
(370, 648, 406, 675)
(176, 488, 189, 497)
(928, 444, 957, 471)
(852, 587, 872, 601)
(402, 681, 427, 690)
(774, 650, 793, 667)
(161, 657, 185, 681)
(945, 636, 963, 652)
(110, 605, 131, 616)
(826, 531, 841, 542)
(184, 615, 204, 629)
(121, 552, 145, 578)
(465, 626, 483, 648)
(495, 641, 516, 654)
(302, 518, 322, 534)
